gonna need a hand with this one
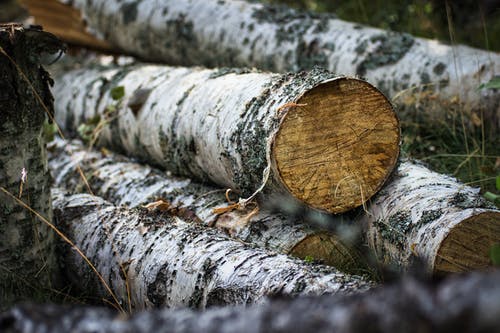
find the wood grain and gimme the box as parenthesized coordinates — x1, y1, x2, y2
(20, 0, 113, 52)
(273, 78, 400, 214)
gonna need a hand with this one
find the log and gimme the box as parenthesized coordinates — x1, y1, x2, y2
(51, 189, 372, 310)
(48, 139, 500, 274)
(19, 0, 113, 52)
(0, 24, 63, 307)
(48, 138, 364, 272)
(52, 60, 400, 214)
(27, 0, 499, 128)
(2, 270, 500, 332)
(362, 161, 500, 274)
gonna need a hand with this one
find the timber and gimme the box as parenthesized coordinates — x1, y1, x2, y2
(362, 161, 500, 274)
(2, 270, 500, 332)
(52, 60, 400, 214)
(19, 0, 113, 52)
(51, 189, 372, 310)
(23, 0, 500, 129)
(0, 24, 63, 307)
(48, 139, 500, 274)
(48, 138, 363, 272)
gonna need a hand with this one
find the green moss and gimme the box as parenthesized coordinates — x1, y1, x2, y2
(356, 32, 414, 76)
(419, 209, 443, 225)
(374, 210, 412, 249)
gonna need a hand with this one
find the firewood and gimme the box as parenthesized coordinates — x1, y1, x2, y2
(52, 61, 400, 214)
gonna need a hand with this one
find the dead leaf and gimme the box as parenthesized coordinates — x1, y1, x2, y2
(143, 199, 171, 211)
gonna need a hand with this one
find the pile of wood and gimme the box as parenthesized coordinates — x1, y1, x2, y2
(0, 0, 499, 330)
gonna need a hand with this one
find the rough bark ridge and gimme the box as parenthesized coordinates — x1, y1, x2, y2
(2, 270, 500, 333)
(61, 0, 499, 128)
(53, 60, 399, 214)
(51, 190, 372, 310)
(362, 160, 500, 274)
(0, 24, 63, 307)
(48, 138, 363, 271)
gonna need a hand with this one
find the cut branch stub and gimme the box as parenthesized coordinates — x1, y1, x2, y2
(273, 77, 399, 213)
(53, 62, 400, 214)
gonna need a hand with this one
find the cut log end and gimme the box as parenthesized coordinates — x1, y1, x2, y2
(290, 232, 365, 273)
(273, 77, 400, 214)
(435, 211, 500, 274)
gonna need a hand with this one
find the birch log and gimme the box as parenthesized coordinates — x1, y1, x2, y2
(53, 61, 400, 214)
(48, 138, 363, 271)
(51, 189, 372, 310)
(0, 24, 63, 307)
(49, 139, 500, 274)
(362, 161, 500, 275)
(54, 0, 499, 128)
(3, 270, 500, 333)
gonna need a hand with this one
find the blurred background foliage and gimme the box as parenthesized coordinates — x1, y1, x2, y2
(265, 0, 500, 51)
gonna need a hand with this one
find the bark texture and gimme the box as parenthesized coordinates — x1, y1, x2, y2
(52, 60, 400, 214)
(48, 138, 363, 272)
(2, 270, 500, 333)
(362, 160, 500, 274)
(0, 24, 63, 307)
(48, 139, 500, 274)
(51, 189, 372, 310)
(59, 0, 499, 128)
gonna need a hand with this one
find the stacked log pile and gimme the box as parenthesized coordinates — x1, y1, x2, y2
(21, 0, 500, 130)
(52, 61, 400, 214)
(48, 138, 500, 275)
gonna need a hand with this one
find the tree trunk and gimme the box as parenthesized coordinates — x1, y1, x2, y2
(51, 189, 372, 310)
(48, 139, 500, 275)
(362, 160, 500, 275)
(29, 0, 499, 129)
(48, 138, 364, 272)
(52, 60, 400, 214)
(2, 270, 500, 332)
(0, 24, 63, 307)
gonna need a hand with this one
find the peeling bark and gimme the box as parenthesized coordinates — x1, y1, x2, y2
(48, 138, 363, 272)
(52, 60, 399, 214)
(362, 161, 500, 274)
(2, 270, 500, 332)
(0, 24, 63, 307)
(53, 0, 499, 128)
(51, 189, 372, 310)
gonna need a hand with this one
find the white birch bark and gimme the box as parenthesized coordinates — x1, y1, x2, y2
(51, 189, 372, 310)
(362, 161, 500, 274)
(48, 139, 500, 274)
(48, 138, 363, 271)
(4, 270, 500, 333)
(52, 60, 400, 214)
(62, 0, 499, 127)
